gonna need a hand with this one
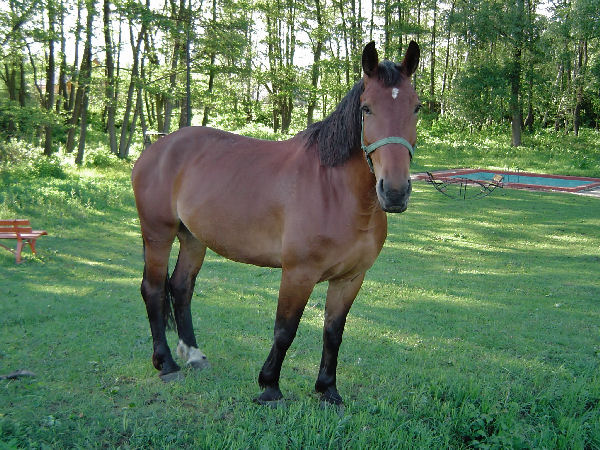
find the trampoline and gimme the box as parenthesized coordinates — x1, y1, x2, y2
(417, 169, 600, 193)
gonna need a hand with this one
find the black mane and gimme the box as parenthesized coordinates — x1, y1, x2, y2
(303, 60, 405, 167)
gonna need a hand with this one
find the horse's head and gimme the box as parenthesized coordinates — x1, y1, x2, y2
(360, 41, 420, 213)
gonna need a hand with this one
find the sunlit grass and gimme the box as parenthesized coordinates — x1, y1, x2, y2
(1, 150, 599, 447)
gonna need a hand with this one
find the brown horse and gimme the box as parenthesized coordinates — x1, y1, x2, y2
(132, 41, 420, 405)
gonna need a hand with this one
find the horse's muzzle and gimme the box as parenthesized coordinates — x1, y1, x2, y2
(377, 178, 412, 213)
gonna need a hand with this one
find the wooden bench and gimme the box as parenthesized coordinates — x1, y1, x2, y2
(0, 219, 48, 264)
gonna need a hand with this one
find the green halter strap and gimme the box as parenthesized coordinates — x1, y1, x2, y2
(361, 114, 415, 173)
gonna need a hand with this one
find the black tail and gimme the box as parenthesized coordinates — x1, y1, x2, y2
(164, 274, 177, 331)
(142, 239, 177, 331)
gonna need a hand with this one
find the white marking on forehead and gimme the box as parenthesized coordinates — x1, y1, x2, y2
(391, 87, 399, 99)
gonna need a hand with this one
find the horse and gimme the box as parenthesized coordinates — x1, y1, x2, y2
(131, 41, 420, 405)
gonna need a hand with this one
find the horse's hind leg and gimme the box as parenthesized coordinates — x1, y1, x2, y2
(170, 225, 209, 369)
(141, 238, 180, 381)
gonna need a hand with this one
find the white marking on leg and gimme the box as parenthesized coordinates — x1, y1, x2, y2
(177, 340, 208, 366)
(176, 339, 190, 360)
(392, 87, 399, 99)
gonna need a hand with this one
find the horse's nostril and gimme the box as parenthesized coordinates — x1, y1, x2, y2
(378, 178, 385, 194)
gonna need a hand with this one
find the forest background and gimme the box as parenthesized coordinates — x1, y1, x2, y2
(0, 0, 599, 165)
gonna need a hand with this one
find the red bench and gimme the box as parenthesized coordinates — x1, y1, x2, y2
(0, 219, 47, 264)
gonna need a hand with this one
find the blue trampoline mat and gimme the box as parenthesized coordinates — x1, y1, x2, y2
(450, 172, 596, 188)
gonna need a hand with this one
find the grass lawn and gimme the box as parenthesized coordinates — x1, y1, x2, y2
(1, 150, 599, 448)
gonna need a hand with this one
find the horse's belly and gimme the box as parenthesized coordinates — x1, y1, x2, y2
(178, 204, 283, 268)
(207, 238, 282, 268)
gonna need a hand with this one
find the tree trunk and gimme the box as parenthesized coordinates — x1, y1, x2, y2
(201, 50, 216, 126)
(350, 0, 361, 79)
(306, 0, 323, 126)
(337, 0, 350, 85)
(573, 39, 587, 136)
(383, 0, 390, 59)
(201, 0, 217, 127)
(68, 0, 83, 111)
(180, 22, 191, 130)
(18, 59, 26, 106)
(510, 45, 522, 146)
(118, 9, 146, 158)
(280, 0, 296, 133)
(163, 0, 186, 133)
(44, 0, 56, 156)
(510, 0, 524, 147)
(75, 81, 89, 165)
(74, 0, 95, 163)
(57, 0, 68, 113)
(429, 0, 437, 112)
(524, 74, 534, 131)
(440, 0, 454, 116)
(103, 0, 118, 154)
(542, 63, 563, 127)
(369, 0, 374, 41)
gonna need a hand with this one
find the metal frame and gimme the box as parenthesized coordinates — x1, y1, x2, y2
(425, 172, 504, 200)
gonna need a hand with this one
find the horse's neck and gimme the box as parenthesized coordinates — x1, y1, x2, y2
(340, 149, 383, 216)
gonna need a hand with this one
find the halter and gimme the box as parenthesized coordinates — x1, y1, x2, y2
(360, 114, 415, 173)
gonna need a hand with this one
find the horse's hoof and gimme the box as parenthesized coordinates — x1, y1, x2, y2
(320, 386, 344, 405)
(188, 358, 210, 370)
(254, 386, 284, 407)
(159, 371, 184, 382)
(254, 398, 286, 408)
(253, 395, 286, 408)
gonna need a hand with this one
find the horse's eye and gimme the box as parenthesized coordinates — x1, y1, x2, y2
(415, 104, 422, 114)
(361, 105, 372, 115)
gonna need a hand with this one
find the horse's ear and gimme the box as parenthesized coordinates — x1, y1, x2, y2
(362, 41, 379, 78)
(399, 41, 420, 77)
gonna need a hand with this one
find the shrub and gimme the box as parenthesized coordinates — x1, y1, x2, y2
(84, 145, 122, 168)
(32, 156, 67, 179)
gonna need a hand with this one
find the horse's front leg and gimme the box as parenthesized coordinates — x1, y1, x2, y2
(315, 273, 365, 405)
(255, 269, 316, 404)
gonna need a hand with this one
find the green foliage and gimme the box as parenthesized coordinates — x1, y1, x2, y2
(83, 144, 125, 169)
(0, 99, 66, 144)
(450, 62, 510, 125)
(31, 155, 67, 179)
(0, 140, 67, 179)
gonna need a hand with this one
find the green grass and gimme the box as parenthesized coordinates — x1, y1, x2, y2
(1, 140, 599, 448)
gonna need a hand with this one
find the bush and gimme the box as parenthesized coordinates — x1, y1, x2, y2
(0, 140, 67, 179)
(0, 99, 66, 144)
(0, 139, 37, 164)
(84, 145, 122, 168)
(32, 156, 67, 179)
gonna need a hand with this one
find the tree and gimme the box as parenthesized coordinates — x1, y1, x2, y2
(118, 0, 147, 159)
(103, 0, 118, 154)
(74, 0, 95, 165)
(43, 0, 56, 156)
(305, 0, 326, 126)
